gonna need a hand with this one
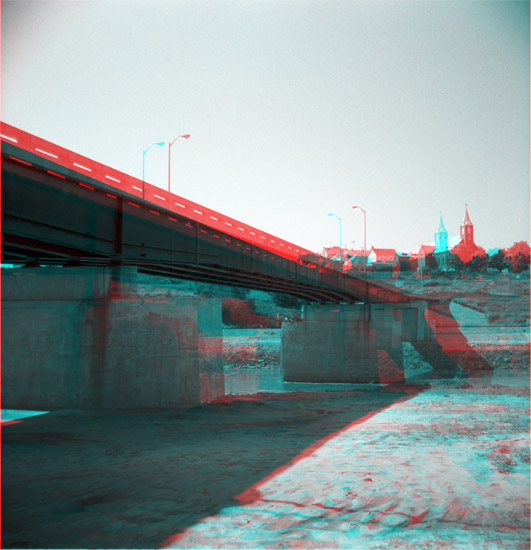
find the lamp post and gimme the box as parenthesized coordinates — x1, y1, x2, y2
(328, 213, 342, 260)
(168, 134, 190, 193)
(142, 141, 165, 199)
(419, 244, 424, 293)
(352, 205, 366, 273)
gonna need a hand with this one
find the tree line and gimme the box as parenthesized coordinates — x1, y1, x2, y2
(426, 241, 530, 275)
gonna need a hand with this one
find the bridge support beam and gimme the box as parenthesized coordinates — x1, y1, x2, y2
(282, 303, 429, 384)
(1, 267, 224, 409)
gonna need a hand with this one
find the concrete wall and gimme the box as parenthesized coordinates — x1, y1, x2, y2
(2, 267, 223, 409)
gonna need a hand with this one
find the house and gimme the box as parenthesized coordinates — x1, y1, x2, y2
(368, 247, 398, 265)
(407, 244, 435, 271)
(344, 249, 371, 272)
(367, 247, 399, 277)
(408, 244, 435, 259)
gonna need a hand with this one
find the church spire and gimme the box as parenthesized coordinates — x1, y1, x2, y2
(438, 210, 447, 233)
(462, 203, 472, 225)
(435, 211, 448, 253)
(460, 204, 474, 245)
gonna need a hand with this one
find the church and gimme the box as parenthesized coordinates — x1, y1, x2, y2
(434, 205, 482, 265)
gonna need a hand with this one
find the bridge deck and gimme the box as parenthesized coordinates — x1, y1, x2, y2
(1, 123, 412, 304)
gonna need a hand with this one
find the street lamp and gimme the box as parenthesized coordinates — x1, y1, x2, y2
(168, 134, 190, 193)
(352, 205, 367, 273)
(419, 243, 424, 293)
(328, 213, 342, 260)
(142, 141, 165, 199)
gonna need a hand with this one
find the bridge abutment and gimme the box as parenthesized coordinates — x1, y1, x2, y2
(1, 267, 224, 410)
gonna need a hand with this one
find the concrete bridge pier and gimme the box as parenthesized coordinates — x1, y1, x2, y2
(1, 267, 224, 410)
(281, 303, 431, 384)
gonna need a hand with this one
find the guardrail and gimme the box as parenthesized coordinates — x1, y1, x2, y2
(1, 122, 313, 262)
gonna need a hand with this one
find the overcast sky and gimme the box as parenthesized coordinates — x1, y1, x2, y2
(2, 0, 529, 253)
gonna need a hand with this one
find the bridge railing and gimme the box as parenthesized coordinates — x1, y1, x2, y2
(1, 122, 313, 263)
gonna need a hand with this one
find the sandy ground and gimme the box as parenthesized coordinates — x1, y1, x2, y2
(167, 381, 530, 550)
(2, 315, 529, 549)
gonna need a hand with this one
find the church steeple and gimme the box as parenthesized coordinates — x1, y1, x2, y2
(460, 204, 474, 245)
(462, 204, 472, 226)
(438, 211, 447, 233)
(435, 211, 448, 253)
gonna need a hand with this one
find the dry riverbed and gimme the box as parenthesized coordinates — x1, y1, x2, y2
(2, 329, 529, 549)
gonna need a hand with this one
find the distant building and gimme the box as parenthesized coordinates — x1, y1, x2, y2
(368, 248, 397, 264)
(322, 246, 357, 261)
(434, 212, 448, 253)
(403, 206, 482, 270)
(418, 244, 436, 270)
(408, 244, 435, 259)
(434, 212, 449, 268)
(406, 244, 435, 271)
(368, 247, 399, 277)
(451, 204, 481, 263)
(347, 253, 370, 271)
(397, 253, 413, 273)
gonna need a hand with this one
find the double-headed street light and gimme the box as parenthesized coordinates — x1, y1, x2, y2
(142, 141, 165, 199)
(352, 205, 367, 273)
(168, 134, 190, 193)
(328, 213, 342, 260)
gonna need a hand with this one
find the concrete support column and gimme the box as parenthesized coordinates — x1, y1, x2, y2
(196, 298, 225, 403)
(1, 267, 223, 409)
(283, 303, 414, 384)
(282, 301, 437, 384)
(282, 311, 378, 383)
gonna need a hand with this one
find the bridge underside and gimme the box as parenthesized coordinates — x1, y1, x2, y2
(2, 143, 409, 305)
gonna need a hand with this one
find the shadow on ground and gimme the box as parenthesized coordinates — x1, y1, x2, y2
(2, 387, 421, 549)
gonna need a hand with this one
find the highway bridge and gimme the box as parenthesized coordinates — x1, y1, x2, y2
(1, 123, 491, 411)
(1, 122, 409, 304)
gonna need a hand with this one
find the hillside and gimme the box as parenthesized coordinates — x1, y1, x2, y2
(390, 273, 530, 326)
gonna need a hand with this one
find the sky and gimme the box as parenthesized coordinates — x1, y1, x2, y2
(2, 0, 529, 254)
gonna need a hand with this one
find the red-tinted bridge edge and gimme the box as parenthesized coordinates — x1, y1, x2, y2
(0, 122, 312, 263)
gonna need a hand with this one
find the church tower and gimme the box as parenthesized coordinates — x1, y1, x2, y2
(460, 204, 474, 246)
(434, 211, 448, 253)
(452, 204, 479, 263)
